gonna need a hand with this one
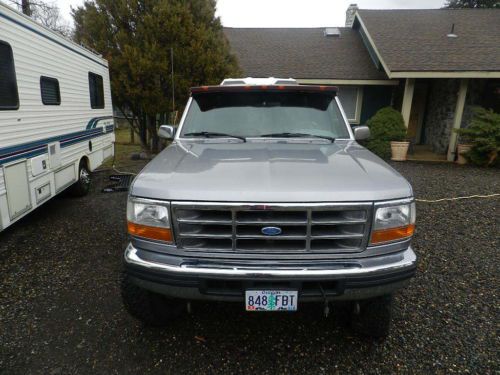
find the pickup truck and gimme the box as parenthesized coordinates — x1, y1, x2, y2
(122, 78, 417, 337)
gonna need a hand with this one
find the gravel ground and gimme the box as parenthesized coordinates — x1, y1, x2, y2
(0, 162, 498, 375)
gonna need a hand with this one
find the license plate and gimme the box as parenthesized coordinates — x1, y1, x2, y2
(245, 290, 298, 311)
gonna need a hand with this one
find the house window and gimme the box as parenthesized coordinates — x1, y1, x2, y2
(0, 41, 19, 110)
(337, 86, 363, 124)
(40, 76, 61, 105)
(88, 72, 104, 109)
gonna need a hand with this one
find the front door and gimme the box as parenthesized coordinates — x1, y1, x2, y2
(407, 83, 428, 144)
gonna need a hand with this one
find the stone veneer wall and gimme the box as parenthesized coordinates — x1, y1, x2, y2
(423, 79, 483, 154)
(424, 79, 459, 154)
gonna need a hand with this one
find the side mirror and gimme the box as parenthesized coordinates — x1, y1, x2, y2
(158, 125, 176, 140)
(352, 126, 370, 141)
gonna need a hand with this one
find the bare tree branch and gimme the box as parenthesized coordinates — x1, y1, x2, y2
(6, 0, 72, 37)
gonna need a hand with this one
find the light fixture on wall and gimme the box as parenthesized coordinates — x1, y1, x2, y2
(447, 23, 458, 38)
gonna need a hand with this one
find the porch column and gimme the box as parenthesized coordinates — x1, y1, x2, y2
(401, 78, 415, 128)
(447, 79, 469, 162)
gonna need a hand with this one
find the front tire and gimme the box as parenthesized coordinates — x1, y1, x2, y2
(121, 273, 185, 326)
(351, 294, 393, 338)
(69, 161, 91, 197)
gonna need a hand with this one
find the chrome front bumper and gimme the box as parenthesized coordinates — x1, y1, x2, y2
(124, 243, 417, 301)
(124, 243, 417, 278)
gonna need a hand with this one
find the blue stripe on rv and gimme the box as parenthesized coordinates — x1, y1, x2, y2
(0, 128, 110, 166)
(86, 116, 114, 129)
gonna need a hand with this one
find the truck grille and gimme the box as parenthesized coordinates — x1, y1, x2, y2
(172, 202, 372, 254)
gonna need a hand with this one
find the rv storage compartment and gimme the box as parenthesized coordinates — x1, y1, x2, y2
(3, 160, 32, 220)
(89, 150, 104, 170)
(35, 182, 51, 204)
(55, 164, 76, 192)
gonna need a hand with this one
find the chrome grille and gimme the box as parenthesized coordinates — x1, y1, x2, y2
(172, 202, 372, 253)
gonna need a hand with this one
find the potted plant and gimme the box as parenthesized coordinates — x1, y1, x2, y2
(455, 136, 473, 165)
(366, 107, 408, 161)
(390, 138, 410, 161)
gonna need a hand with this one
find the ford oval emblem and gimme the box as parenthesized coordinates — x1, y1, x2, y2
(261, 226, 282, 236)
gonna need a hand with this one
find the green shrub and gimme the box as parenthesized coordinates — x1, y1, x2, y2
(364, 139, 392, 159)
(455, 107, 500, 167)
(365, 107, 407, 159)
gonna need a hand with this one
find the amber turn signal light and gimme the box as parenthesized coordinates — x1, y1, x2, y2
(127, 221, 173, 242)
(370, 224, 415, 245)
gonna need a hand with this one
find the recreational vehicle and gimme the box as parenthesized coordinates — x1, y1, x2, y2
(0, 3, 114, 231)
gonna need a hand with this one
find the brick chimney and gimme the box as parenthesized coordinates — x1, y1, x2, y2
(345, 3, 358, 28)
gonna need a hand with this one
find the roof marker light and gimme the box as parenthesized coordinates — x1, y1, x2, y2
(190, 84, 339, 95)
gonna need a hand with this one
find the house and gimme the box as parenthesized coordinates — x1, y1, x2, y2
(224, 6, 500, 161)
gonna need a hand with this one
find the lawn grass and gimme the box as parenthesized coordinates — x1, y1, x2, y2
(114, 126, 137, 144)
(102, 127, 144, 172)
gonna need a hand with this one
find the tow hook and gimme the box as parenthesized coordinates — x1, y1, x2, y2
(319, 283, 330, 318)
(354, 301, 360, 315)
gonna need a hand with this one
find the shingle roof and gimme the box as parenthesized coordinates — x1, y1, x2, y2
(357, 9, 500, 72)
(224, 28, 388, 80)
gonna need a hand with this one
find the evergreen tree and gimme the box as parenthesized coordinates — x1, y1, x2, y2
(72, 0, 240, 151)
(444, 0, 499, 8)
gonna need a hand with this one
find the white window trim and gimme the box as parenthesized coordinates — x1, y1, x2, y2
(339, 86, 363, 125)
(295, 81, 365, 124)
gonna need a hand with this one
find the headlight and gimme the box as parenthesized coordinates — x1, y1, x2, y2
(126, 197, 173, 242)
(370, 201, 415, 245)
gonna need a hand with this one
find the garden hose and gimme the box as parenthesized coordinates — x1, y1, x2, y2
(415, 193, 500, 203)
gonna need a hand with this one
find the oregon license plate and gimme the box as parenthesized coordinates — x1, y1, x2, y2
(245, 290, 298, 311)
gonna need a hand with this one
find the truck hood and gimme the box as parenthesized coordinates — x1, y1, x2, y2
(131, 140, 412, 202)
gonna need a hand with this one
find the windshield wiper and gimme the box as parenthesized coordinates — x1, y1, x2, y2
(183, 131, 246, 142)
(259, 132, 335, 143)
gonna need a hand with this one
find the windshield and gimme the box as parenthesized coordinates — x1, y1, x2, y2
(180, 91, 351, 139)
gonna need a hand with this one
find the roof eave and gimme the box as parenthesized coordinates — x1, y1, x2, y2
(390, 71, 500, 79)
(296, 78, 399, 86)
(354, 12, 394, 78)
(354, 9, 500, 79)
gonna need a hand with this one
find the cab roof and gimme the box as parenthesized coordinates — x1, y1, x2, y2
(221, 77, 298, 86)
(191, 84, 338, 95)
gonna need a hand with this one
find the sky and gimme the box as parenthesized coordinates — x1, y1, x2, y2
(52, 0, 445, 27)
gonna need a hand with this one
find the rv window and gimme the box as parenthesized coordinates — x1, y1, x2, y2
(0, 41, 19, 110)
(40, 76, 61, 105)
(88, 72, 104, 109)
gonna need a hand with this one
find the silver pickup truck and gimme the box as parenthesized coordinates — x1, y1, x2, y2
(122, 78, 417, 337)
